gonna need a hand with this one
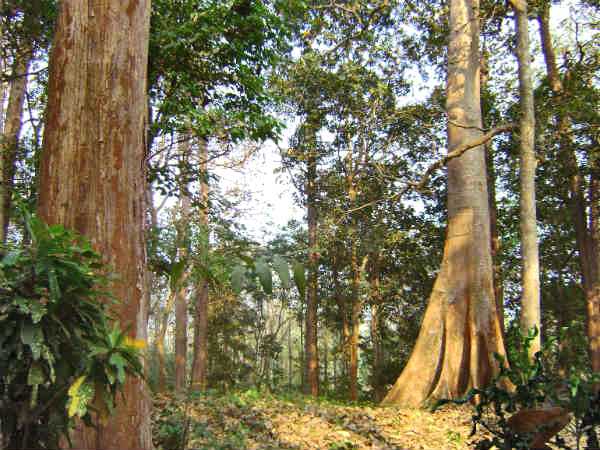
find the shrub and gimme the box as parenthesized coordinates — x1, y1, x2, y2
(0, 209, 144, 449)
(436, 326, 600, 450)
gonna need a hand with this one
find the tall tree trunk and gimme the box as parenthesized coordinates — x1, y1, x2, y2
(0, 47, 31, 242)
(382, 0, 505, 407)
(481, 47, 504, 334)
(370, 258, 385, 402)
(175, 190, 190, 393)
(332, 252, 350, 383)
(191, 137, 210, 390)
(37, 1, 152, 449)
(537, 1, 599, 370)
(590, 168, 600, 372)
(157, 291, 176, 393)
(513, 0, 541, 355)
(349, 242, 361, 401)
(304, 123, 319, 397)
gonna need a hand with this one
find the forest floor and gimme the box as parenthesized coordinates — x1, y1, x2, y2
(151, 390, 483, 450)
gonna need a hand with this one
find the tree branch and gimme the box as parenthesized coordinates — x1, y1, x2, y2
(343, 123, 515, 216)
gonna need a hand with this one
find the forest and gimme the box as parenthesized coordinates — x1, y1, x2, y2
(0, 0, 598, 449)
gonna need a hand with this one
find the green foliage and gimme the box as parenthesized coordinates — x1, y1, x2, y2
(0, 209, 144, 449)
(436, 326, 600, 450)
(230, 255, 305, 297)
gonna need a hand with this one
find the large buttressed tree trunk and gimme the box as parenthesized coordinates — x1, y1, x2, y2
(38, 1, 152, 449)
(382, 0, 506, 407)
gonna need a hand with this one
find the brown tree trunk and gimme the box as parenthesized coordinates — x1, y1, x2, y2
(191, 137, 210, 390)
(332, 252, 350, 383)
(175, 189, 190, 394)
(513, 0, 541, 355)
(304, 122, 319, 397)
(370, 259, 385, 402)
(537, 1, 599, 370)
(0, 47, 31, 242)
(37, 1, 152, 448)
(349, 243, 361, 401)
(382, 0, 505, 407)
(590, 169, 600, 372)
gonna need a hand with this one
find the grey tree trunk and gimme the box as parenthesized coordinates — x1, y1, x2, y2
(513, 0, 541, 355)
(0, 47, 31, 242)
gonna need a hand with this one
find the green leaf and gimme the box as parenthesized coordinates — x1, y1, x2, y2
(272, 255, 291, 289)
(109, 353, 127, 384)
(292, 261, 306, 299)
(231, 265, 245, 294)
(255, 258, 272, 295)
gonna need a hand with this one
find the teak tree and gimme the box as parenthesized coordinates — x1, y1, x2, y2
(382, 0, 506, 407)
(37, 1, 152, 448)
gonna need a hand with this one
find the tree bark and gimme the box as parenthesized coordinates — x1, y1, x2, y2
(349, 242, 361, 401)
(37, 1, 152, 448)
(157, 291, 176, 393)
(191, 137, 210, 390)
(537, 1, 599, 371)
(175, 188, 190, 394)
(590, 168, 600, 372)
(0, 47, 31, 243)
(370, 258, 385, 402)
(513, 0, 541, 355)
(382, 0, 506, 407)
(304, 123, 319, 397)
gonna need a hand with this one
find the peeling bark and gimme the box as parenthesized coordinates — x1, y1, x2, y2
(37, 1, 152, 448)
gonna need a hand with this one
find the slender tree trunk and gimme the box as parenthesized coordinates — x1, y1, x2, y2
(382, 0, 505, 407)
(37, 1, 152, 448)
(157, 291, 176, 393)
(332, 256, 350, 384)
(537, 1, 599, 370)
(370, 259, 385, 402)
(323, 327, 329, 391)
(513, 0, 541, 355)
(590, 168, 600, 372)
(175, 192, 190, 394)
(191, 137, 210, 390)
(0, 47, 31, 242)
(304, 125, 319, 396)
(481, 49, 504, 334)
(288, 316, 293, 390)
(349, 242, 361, 401)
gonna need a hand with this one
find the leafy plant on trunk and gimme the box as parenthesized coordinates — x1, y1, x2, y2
(0, 208, 144, 450)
